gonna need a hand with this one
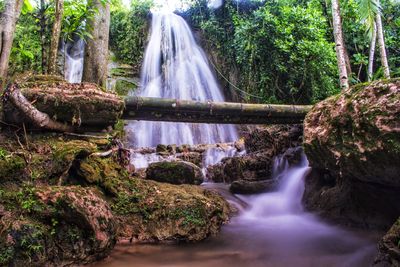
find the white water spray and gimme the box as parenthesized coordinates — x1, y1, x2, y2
(64, 39, 85, 83)
(127, 12, 238, 148)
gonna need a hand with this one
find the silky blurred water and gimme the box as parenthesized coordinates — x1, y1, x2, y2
(126, 12, 238, 148)
(64, 39, 85, 83)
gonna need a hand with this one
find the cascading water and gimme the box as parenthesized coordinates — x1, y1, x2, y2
(64, 39, 85, 83)
(95, 150, 378, 267)
(127, 12, 238, 148)
(127, 12, 241, 168)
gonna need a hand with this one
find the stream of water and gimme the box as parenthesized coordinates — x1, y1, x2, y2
(126, 12, 238, 148)
(64, 39, 85, 83)
(95, 152, 378, 267)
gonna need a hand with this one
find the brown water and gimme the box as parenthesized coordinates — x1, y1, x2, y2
(94, 155, 381, 267)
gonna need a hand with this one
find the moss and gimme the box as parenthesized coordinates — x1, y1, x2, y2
(115, 79, 137, 96)
(0, 154, 26, 181)
(170, 205, 207, 227)
(0, 245, 14, 265)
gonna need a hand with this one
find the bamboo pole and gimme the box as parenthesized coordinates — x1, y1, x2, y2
(123, 96, 312, 124)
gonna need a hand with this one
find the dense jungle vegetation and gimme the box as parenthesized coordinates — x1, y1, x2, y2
(2, 0, 400, 104)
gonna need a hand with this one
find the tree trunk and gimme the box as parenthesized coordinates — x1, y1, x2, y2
(375, 10, 390, 79)
(39, 0, 48, 74)
(48, 0, 64, 75)
(6, 83, 75, 132)
(123, 96, 313, 124)
(368, 22, 377, 81)
(0, 0, 24, 87)
(3, 76, 124, 131)
(82, 0, 110, 87)
(331, 0, 349, 89)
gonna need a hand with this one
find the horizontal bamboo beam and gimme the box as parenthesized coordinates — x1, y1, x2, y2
(122, 96, 312, 124)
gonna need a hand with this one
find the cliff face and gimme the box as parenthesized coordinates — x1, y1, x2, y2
(303, 79, 400, 229)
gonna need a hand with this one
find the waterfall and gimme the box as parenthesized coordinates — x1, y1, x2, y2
(241, 152, 310, 219)
(64, 39, 85, 83)
(126, 12, 238, 148)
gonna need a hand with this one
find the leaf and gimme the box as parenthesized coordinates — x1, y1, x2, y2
(22, 0, 33, 14)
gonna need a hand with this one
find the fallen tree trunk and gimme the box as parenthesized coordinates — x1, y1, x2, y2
(3, 76, 312, 132)
(3, 76, 124, 131)
(123, 96, 312, 124)
(5, 83, 75, 132)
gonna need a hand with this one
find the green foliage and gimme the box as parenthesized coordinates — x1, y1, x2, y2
(0, 246, 14, 265)
(62, 0, 97, 41)
(22, 0, 33, 15)
(189, 0, 339, 103)
(0, 1, 5, 13)
(383, 0, 400, 76)
(170, 206, 207, 226)
(16, 186, 43, 213)
(357, 0, 380, 37)
(9, 14, 42, 75)
(109, 0, 153, 68)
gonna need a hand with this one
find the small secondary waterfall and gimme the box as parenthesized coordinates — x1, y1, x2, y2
(64, 39, 85, 83)
(127, 12, 238, 148)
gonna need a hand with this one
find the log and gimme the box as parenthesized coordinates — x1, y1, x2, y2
(3, 76, 124, 131)
(3, 76, 312, 131)
(123, 96, 312, 124)
(6, 83, 75, 132)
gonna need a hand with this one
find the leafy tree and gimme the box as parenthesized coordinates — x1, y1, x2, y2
(109, 0, 154, 70)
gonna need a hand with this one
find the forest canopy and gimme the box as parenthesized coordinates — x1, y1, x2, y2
(2, 0, 400, 104)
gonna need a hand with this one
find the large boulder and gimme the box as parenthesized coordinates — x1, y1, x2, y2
(110, 177, 231, 242)
(0, 186, 116, 266)
(374, 218, 400, 266)
(303, 79, 400, 228)
(146, 161, 204, 185)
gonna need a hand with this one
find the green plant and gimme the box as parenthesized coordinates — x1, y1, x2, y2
(0, 246, 14, 265)
(16, 186, 42, 213)
(0, 148, 7, 160)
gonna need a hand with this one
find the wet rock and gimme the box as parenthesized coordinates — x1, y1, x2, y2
(282, 146, 304, 165)
(230, 179, 279, 194)
(207, 125, 303, 184)
(207, 152, 274, 183)
(303, 79, 400, 228)
(244, 124, 303, 153)
(374, 218, 400, 266)
(146, 160, 204, 185)
(176, 152, 203, 168)
(156, 144, 168, 154)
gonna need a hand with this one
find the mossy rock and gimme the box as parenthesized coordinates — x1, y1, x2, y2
(115, 79, 137, 96)
(109, 177, 230, 242)
(146, 161, 204, 185)
(374, 217, 400, 266)
(0, 152, 26, 182)
(304, 79, 400, 186)
(0, 186, 116, 266)
(303, 79, 400, 229)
